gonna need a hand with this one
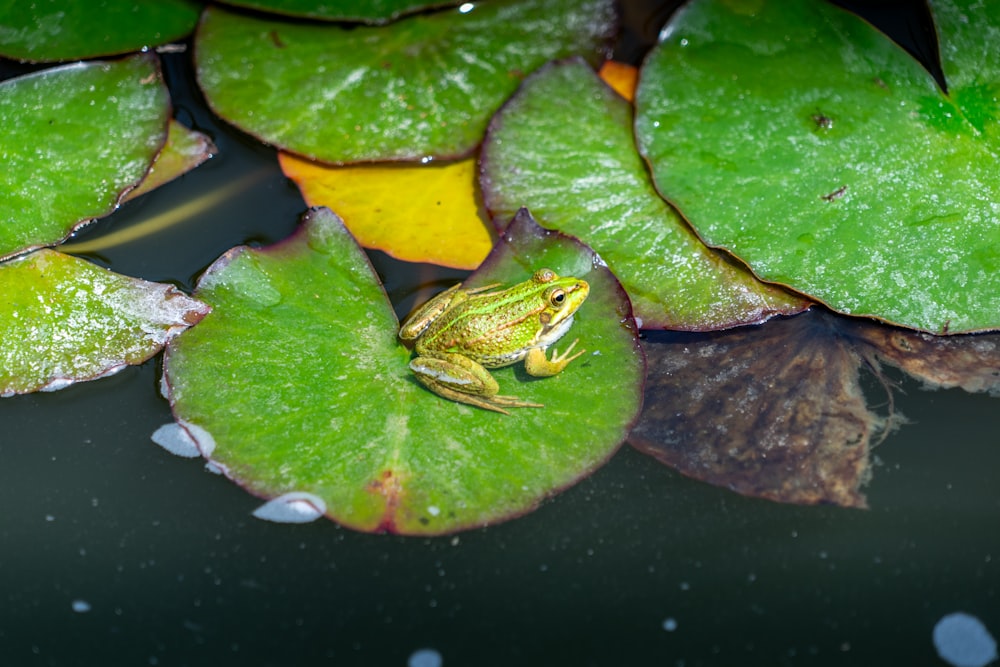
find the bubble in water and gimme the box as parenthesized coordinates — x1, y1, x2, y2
(71, 600, 91, 613)
(408, 648, 442, 667)
(662, 617, 678, 632)
(933, 612, 997, 667)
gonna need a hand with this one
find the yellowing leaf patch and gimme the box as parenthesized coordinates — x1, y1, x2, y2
(279, 153, 494, 270)
(598, 60, 638, 102)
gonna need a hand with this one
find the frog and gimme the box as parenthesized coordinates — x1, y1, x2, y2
(398, 268, 590, 414)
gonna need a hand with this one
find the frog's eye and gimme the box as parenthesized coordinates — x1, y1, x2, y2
(548, 288, 566, 307)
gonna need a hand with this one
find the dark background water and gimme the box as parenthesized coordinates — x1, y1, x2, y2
(2, 2, 997, 665)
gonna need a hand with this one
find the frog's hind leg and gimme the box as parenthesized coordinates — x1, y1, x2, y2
(410, 354, 542, 414)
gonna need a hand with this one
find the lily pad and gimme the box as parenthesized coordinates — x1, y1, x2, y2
(631, 308, 1000, 508)
(194, 0, 616, 163)
(125, 120, 217, 202)
(163, 207, 643, 535)
(634, 0, 1000, 334)
(0, 0, 200, 62)
(0, 54, 170, 261)
(0, 249, 208, 396)
(482, 59, 807, 330)
(278, 153, 493, 270)
(217, 0, 456, 24)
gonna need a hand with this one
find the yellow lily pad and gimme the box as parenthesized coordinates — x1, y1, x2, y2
(278, 152, 494, 270)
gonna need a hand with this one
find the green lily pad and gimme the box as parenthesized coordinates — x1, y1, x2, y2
(124, 120, 217, 202)
(194, 0, 616, 163)
(163, 207, 643, 535)
(634, 0, 1000, 334)
(0, 54, 170, 261)
(0, 0, 200, 62)
(481, 58, 807, 330)
(0, 249, 208, 396)
(217, 0, 456, 24)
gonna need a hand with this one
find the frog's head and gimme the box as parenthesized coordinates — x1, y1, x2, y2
(532, 268, 589, 338)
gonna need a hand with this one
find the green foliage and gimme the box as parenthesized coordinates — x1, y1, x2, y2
(194, 0, 616, 162)
(0, 249, 207, 395)
(164, 208, 643, 534)
(0, 0, 200, 62)
(482, 59, 807, 330)
(217, 0, 455, 24)
(635, 0, 1000, 333)
(0, 55, 170, 260)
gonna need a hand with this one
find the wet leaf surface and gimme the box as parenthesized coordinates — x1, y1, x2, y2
(0, 55, 170, 261)
(635, 0, 1000, 333)
(0, 250, 208, 396)
(216, 0, 457, 24)
(278, 153, 493, 270)
(195, 0, 616, 163)
(163, 207, 643, 535)
(0, 0, 200, 62)
(482, 59, 808, 330)
(631, 309, 1000, 508)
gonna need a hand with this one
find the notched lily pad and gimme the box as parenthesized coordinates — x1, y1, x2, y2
(0, 54, 170, 261)
(634, 0, 1000, 333)
(163, 207, 643, 535)
(481, 59, 807, 330)
(0, 250, 209, 396)
(278, 152, 493, 270)
(0, 0, 200, 62)
(631, 309, 1000, 508)
(195, 0, 616, 163)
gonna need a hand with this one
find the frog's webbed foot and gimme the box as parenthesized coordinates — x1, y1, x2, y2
(523, 338, 586, 377)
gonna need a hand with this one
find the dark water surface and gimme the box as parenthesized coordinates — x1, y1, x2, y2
(2, 2, 997, 666)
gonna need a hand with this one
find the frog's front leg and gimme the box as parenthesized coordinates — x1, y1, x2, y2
(409, 352, 542, 415)
(523, 338, 586, 377)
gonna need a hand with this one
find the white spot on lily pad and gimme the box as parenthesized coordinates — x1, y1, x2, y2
(150, 423, 201, 458)
(933, 612, 997, 667)
(252, 492, 327, 523)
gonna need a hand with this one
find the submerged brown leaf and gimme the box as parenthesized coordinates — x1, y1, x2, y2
(630, 309, 1000, 508)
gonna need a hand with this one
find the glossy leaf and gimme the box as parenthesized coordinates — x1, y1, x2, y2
(0, 54, 170, 261)
(631, 309, 1000, 508)
(195, 0, 616, 163)
(482, 59, 807, 330)
(635, 0, 1000, 333)
(126, 120, 217, 202)
(0, 0, 200, 62)
(163, 207, 643, 535)
(217, 0, 457, 24)
(0, 250, 208, 396)
(278, 153, 493, 270)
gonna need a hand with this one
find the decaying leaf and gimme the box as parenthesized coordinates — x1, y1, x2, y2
(125, 120, 217, 202)
(278, 153, 493, 270)
(631, 309, 1000, 508)
(0, 249, 209, 396)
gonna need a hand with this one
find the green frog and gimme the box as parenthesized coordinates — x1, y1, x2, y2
(398, 268, 590, 414)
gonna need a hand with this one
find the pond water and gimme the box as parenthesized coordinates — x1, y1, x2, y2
(1, 2, 997, 666)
